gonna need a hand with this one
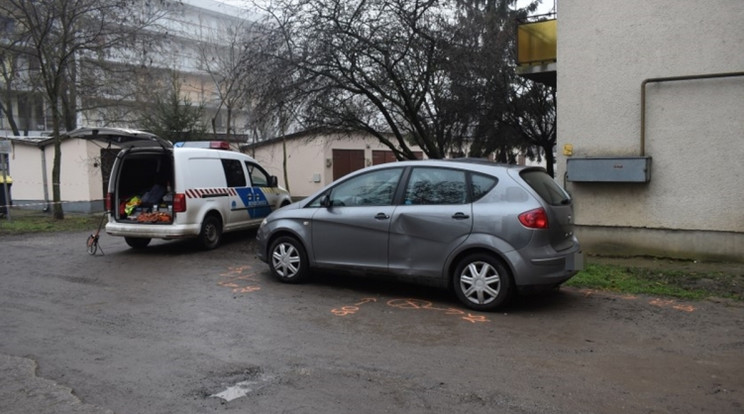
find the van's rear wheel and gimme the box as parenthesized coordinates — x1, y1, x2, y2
(198, 215, 222, 250)
(125, 237, 151, 249)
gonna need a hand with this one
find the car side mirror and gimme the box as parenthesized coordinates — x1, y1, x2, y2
(320, 193, 332, 208)
(269, 175, 278, 187)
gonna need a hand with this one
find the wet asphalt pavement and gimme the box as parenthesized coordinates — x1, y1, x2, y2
(1, 229, 743, 413)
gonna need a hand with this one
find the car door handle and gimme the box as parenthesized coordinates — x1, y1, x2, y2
(452, 212, 470, 220)
(374, 213, 390, 220)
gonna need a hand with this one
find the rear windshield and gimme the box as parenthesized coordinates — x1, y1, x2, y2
(520, 170, 571, 206)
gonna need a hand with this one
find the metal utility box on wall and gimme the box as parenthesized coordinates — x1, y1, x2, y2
(566, 157, 652, 183)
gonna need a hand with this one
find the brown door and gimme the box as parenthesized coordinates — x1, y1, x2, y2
(372, 150, 396, 165)
(332, 149, 365, 180)
(372, 150, 424, 165)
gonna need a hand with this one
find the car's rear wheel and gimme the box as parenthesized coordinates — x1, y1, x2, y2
(198, 215, 222, 250)
(269, 236, 309, 283)
(125, 237, 151, 249)
(453, 253, 513, 311)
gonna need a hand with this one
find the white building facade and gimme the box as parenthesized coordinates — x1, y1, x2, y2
(0, 0, 257, 212)
(0, 0, 256, 139)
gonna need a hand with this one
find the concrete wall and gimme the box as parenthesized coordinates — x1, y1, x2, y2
(557, 0, 744, 262)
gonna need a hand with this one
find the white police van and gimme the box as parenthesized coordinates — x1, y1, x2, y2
(70, 127, 291, 250)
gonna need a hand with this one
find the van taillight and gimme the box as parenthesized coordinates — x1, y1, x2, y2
(519, 208, 549, 229)
(105, 192, 113, 212)
(173, 193, 186, 212)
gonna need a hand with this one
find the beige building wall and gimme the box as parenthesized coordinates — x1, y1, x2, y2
(247, 131, 425, 198)
(557, 1, 744, 261)
(6, 143, 44, 203)
(6, 138, 106, 212)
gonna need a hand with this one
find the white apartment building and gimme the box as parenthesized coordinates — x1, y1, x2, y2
(0, 0, 258, 212)
(0, 0, 256, 138)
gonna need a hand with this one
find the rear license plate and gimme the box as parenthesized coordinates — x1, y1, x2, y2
(566, 251, 584, 271)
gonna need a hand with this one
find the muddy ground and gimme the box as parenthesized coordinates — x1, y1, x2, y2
(0, 229, 743, 413)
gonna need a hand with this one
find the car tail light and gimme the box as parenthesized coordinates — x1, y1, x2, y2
(519, 208, 548, 229)
(173, 193, 187, 213)
(105, 192, 113, 212)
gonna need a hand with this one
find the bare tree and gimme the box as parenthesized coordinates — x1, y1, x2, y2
(253, 0, 537, 160)
(254, 0, 449, 159)
(0, 48, 22, 135)
(0, 0, 168, 219)
(196, 18, 253, 142)
(241, 6, 312, 192)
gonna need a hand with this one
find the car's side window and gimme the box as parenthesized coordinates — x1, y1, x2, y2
(404, 167, 467, 205)
(221, 159, 247, 187)
(327, 168, 403, 207)
(471, 173, 498, 202)
(245, 162, 269, 187)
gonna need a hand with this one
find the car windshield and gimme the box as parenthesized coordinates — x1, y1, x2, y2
(520, 170, 571, 206)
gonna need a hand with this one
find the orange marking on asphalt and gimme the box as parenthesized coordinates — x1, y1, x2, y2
(217, 265, 261, 294)
(572, 287, 694, 313)
(330, 297, 490, 323)
(462, 314, 490, 323)
(649, 298, 696, 312)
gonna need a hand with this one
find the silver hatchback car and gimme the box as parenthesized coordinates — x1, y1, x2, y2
(256, 159, 583, 311)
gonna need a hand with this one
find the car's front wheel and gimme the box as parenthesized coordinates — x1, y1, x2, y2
(453, 253, 513, 311)
(269, 236, 309, 283)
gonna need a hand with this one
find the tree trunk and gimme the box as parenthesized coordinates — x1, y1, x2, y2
(226, 106, 232, 142)
(62, 56, 78, 131)
(0, 100, 20, 136)
(51, 100, 64, 220)
(282, 135, 290, 193)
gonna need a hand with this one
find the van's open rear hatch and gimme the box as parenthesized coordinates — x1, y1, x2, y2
(66, 127, 172, 149)
(115, 151, 175, 224)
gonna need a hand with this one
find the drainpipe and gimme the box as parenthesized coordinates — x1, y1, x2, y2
(640, 71, 744, 156)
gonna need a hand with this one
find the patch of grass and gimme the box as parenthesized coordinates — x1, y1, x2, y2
(0, 208, 103, 235)
(566, 263, 744, 302)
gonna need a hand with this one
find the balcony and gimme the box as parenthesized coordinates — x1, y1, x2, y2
(516, 16, 557, 87)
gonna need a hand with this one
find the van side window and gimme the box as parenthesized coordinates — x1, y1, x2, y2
(246, 162, 269, 187)
(221, 159, 247, 187)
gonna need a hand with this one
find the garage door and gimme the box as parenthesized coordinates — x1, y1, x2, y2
(372, 150, 424, 165)
(332, 149, 365, 180)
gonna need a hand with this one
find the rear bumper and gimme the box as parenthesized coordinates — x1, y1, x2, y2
(106, 222, 201, 239)
(509, 244, 584, 288)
